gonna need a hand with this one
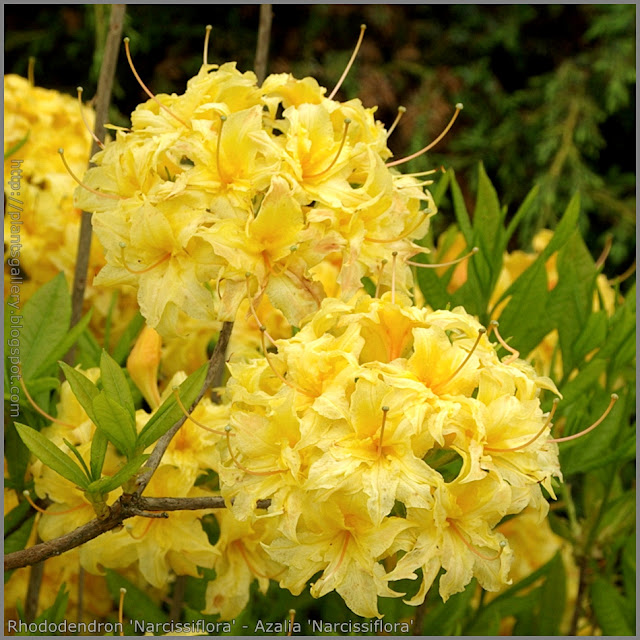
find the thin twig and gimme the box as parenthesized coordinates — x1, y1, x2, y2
(69, 4, 126, 335)
(134, 321, 234, 496)
(24, 553, 45, 623)
(4, 494, 271, 571)
(169, 575, 187, 622)
(76, 565, 85, 624)
(254, 5, 273, 85)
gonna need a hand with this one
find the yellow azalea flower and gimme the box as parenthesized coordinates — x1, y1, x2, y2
(75, 60, 435, 334)
(218, 292, 561, 615)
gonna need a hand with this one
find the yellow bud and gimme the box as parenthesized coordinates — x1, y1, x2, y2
(127, 325, 162, 409)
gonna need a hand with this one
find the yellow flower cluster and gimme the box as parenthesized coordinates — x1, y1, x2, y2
(75, 63, 434, 335)
(3, 75, 138, 341)
(215, 293, 562, 617)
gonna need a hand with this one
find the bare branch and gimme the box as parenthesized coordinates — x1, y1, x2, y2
(254, 5, 273, 85)
(69, 4, 126, 332)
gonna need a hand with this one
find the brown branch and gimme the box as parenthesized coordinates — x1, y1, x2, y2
(24, 552, 44, 623)
(3, 494, 272, 571)
(254, 4, 273, 85)
(134, 320, 234, 496)
(69, 4, 126, 332)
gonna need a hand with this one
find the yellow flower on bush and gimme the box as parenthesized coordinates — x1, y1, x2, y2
(75, 61, 434, 334)
(216, 293, 562, 615)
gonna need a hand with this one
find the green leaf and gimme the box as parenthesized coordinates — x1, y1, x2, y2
(111, 311, 145, 365)
(449, 169, 473, 243)
(4, 514, 35, 583)
(431, 168, 451, 207)
(421, 578, 476, 634)
(90, 429, 109, 481)
(4, 130, 30, 159)
(76, 329, 102, 368)
(136, 363, 207, 451)
(504, 184, 539, 244)
(62, 438, 92, 482)
(571, 310, 608, 363)
(105, 569, 167, 626)
(58, 362, 100, 425)
(4, 499, 32, 537)
(100, 349, 135, 421)
(18, 273, 71, 380)
(591, 578, 634, 636)
(6, 376, 59, 412)
(536, 551, 566, 635)
(4, 420, 31, 493)
(87, 454, 149, 494)
(15, 423, 89, 488)
(32, 310, 93, 379)
(33, 582, 69, 625)
(92, 392, 137, 457)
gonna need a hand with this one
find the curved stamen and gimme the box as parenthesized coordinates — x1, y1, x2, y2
(225, 426, 286, 476)
(485, 399, 560, 453)
(245, 274, 276, 346)
(398, 167, 444, 179)
(305, 118, 351, 179)
(123, 37, 188, 128)
(434, 328, 486, 391)
(550, 394, 618, 443)
(118, 588, 126, 636)
(260, 329, 315, 397)
(119, 242, 171, 274)
(77, 87, 105, 149)
(374, 259, 388, 298)
(448, 520, 505, 562)
(23, 491, 89, 515)
(406, 246, 479, 268)
(487, 321, 520, 364)
(203, 24, 213, 66)
(58, 149, 123, 200)
(377, 406, 390, 457)
(126, 518, 154, 540)
(172, 388, 230, 436)
(387, 103, 463, 168)
(609, 260, 636, 286)
(287, 610, 296, 637)
(386, 105, 406, 138)
(19, 368, 77, 429)
(391, 251, 398, 304)
(328, 24, 366, 100)
(595, 235, 613, 270)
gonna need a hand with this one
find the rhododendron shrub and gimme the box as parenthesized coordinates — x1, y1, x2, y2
(4, 14, 634, 638)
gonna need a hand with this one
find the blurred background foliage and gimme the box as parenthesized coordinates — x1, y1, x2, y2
(5, 5, 636, 280)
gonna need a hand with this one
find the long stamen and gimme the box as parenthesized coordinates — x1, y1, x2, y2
(260, 329, 315, 397)
(391, 251, 398, 304)
(398, 167, 444, 179)
(448, 520, 505, 562)
(225, 426, 286, 476)
(387, 103, 463, 168)
(550, 394, 618, 443)
(203, 25, 213, 65)
(595, 235, 613, 270)
(378, 406, 390, 457)
(287, 610, 296, 637)
(119, 242, 171, 274)
(77, 87, 105, 149)
(171, 388, 229, 436)
(365, 210, 432, 244)
(19, 369, 77, 429)
(23, 491, 88, 515)
(246, 274, 276, 346)
(216, 115, 229, 183)
(123, 37, 188, 128)
(305, 118, 351, 179)
(386, 105, 406, 138)
(609, 260, 636, 286)
(485, 399, 560, 453)
(374, 259, 388, 297)
(118, 588, 126, 636)
(488, 321, 519, 364)
(435, 328, 486, 390)
(126, 518, 155, 540)
(28, 56, 36, 87)
(321, 532, 350, 583)
(406, 246, 479, 268)
(58, 149, 123, 200)
(328, 24, 366, 100)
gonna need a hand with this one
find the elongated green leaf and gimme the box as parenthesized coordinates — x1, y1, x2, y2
(100, 349, 135, 421)
(571, 310, 608, 363)
(136, 364, 207, 451)
(422, 579, 476, 635)
(15, 423, 88, 488)
(5, 376, 59, 411)
(33, 310, 93, 379)
(32, 582, 69, 625)
(4, 514, 35, 583)
(92, 392, 137, 457)
(58, 361, 100, 425)
(431, 169, 451, 207)
(19, 273, 71, 380)
(449, 169, 473, 243)
(111, 311, 145, 365)
(4, 499, 32, 536)
(591, 578, 634, 636)
(504, 184, 539, 244)
(87, 454, 149, 495)
(76, 329, 102, 369)
(90, 429, 109, 481)
(62, 438, 92, 482)
(3, 421, 30, 493)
